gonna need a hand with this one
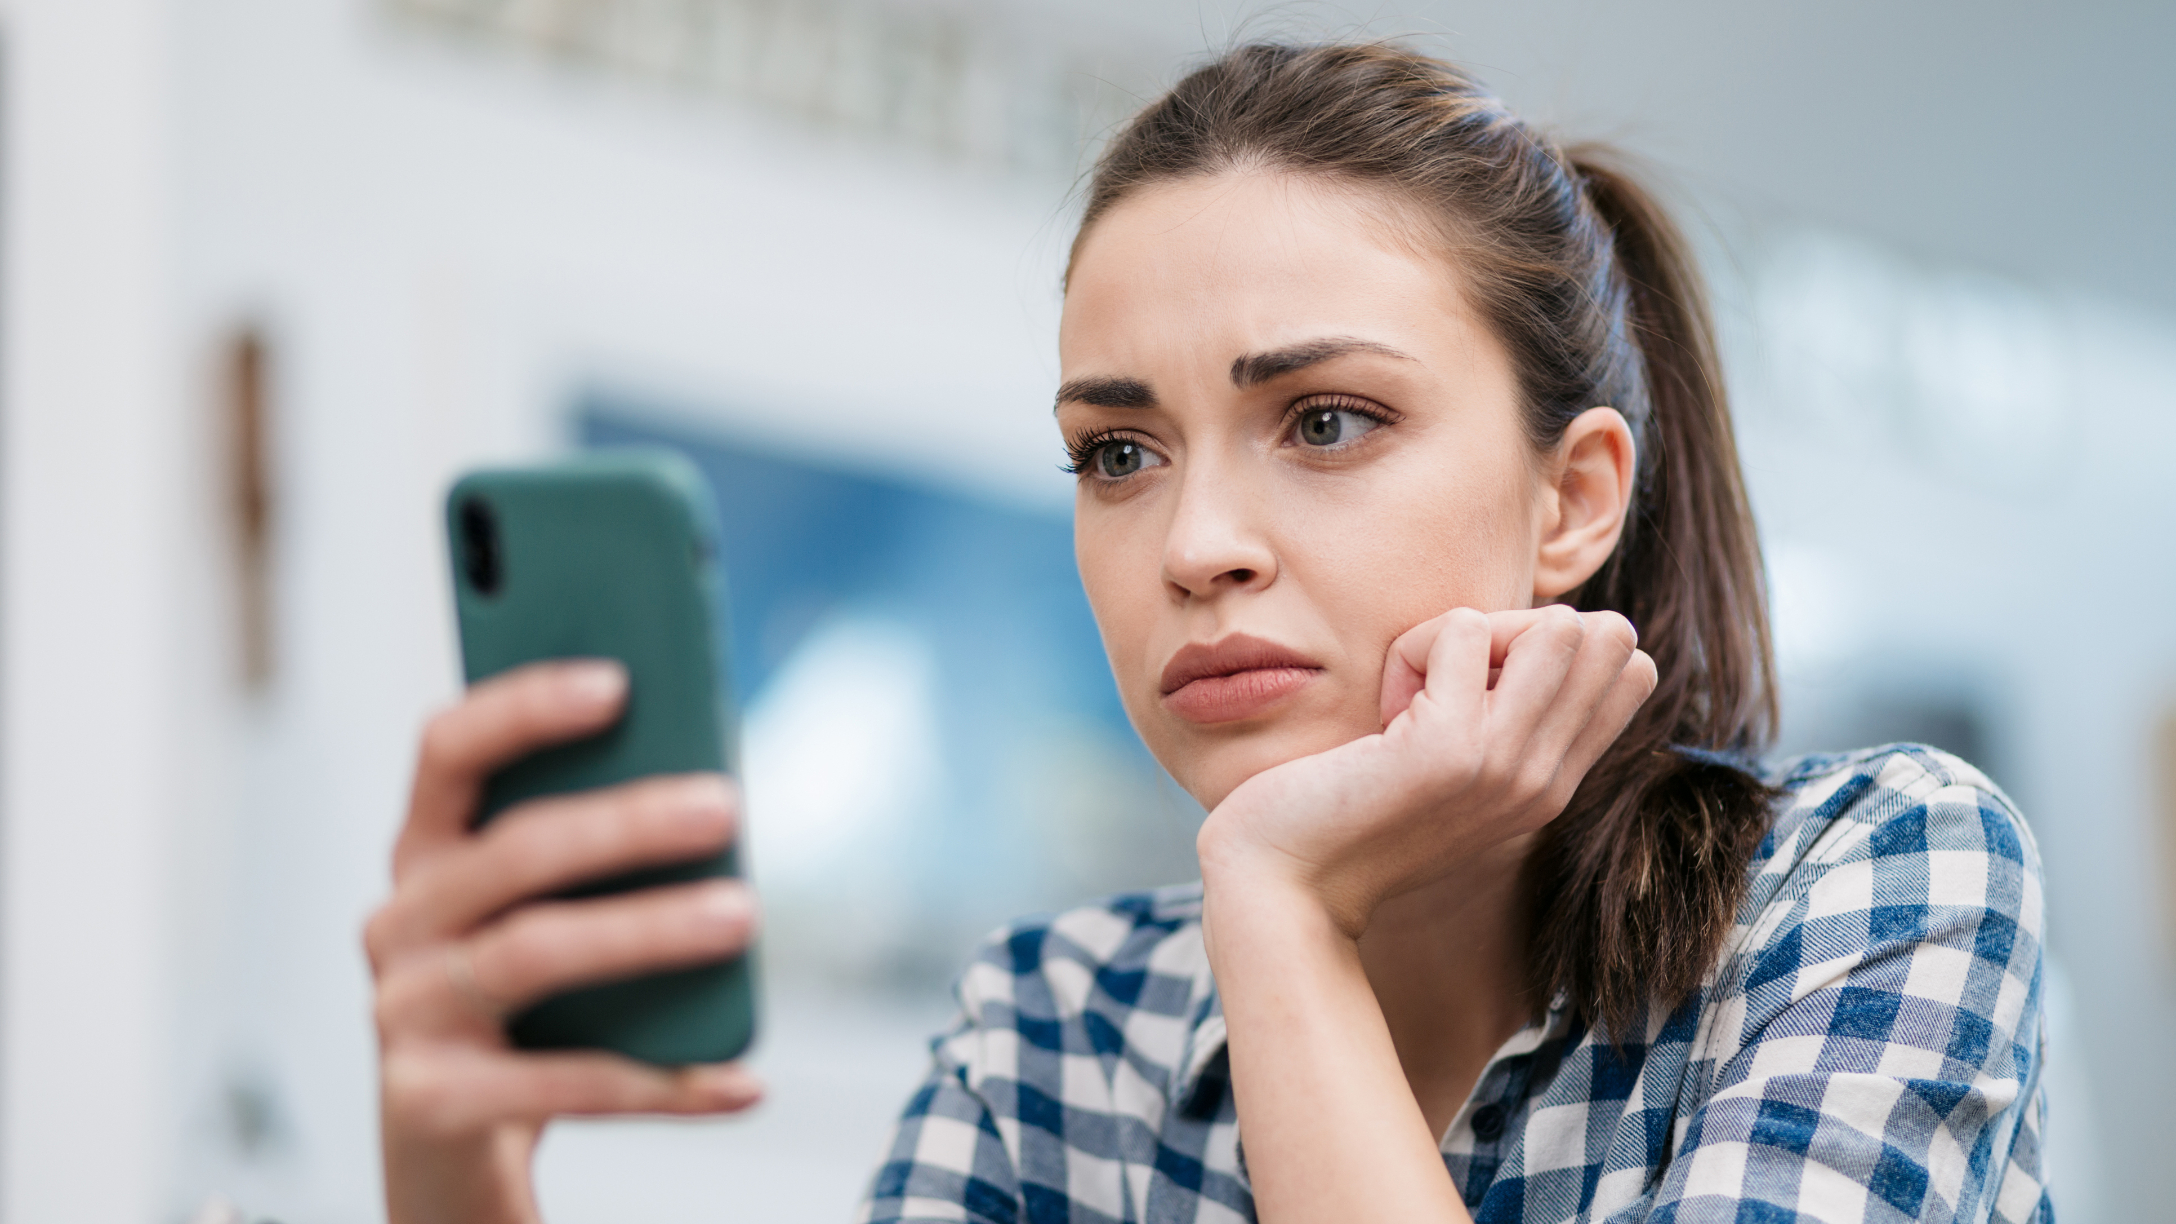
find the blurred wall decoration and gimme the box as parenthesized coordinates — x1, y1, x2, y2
(380, 0, 1160, 179)
(223, 324, 280, 690)
(582, 404, 1201, 987)
(2160, 709, 2176, 959)
(0, 2, 2170, 1223)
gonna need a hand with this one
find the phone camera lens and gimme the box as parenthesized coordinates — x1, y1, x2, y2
(458, 497, 503, 596)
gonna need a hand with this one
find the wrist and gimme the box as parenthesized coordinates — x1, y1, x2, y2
(383, 1123, 540, 1224)
(1198, 825, 1379, 940)
(1200, 855, 1369, 965)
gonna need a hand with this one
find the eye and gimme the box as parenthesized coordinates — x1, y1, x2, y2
(1064, 431, 1169, 481)
(1292, 405, 1385, 448)
(1095, 439, 1165, 478)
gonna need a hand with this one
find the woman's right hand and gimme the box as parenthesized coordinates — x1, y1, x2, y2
(366, 659, 763, 1224)
(1197, 606, 1655, 940)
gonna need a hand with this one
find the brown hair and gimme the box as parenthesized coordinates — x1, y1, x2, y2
(1073, 42, 1778, 1038)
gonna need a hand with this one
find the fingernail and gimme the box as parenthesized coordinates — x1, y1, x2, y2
(698, 881, 751, 924)
(692, 1065, 761, 1102)
(562, 659, 627, 704)
(667, 780, 734, 838)
(677, 773, 732, 809)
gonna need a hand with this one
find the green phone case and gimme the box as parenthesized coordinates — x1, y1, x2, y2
(445, 449, 757, 1066)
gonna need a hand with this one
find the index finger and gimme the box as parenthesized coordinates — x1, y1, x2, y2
(1481, 607, 1601, 666)
(1382, 605, 1587, 726)
(398, 659, 628, 870)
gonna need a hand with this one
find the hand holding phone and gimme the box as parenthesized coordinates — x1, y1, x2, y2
(444, 451, 758, 1064)
(366, 452, 762, 1224)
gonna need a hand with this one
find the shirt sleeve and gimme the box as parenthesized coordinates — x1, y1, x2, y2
(1648, 769, 2051, 1224)
(856, 1017, 1023, 1224)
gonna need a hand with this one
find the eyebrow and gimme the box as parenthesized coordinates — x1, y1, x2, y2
(1053, 336, 1413, 412)
(1054, 375, 1156, 411)
(1229, 337, 1415, 389)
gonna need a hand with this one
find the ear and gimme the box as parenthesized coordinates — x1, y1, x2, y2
(1533, 406, 1635, 602)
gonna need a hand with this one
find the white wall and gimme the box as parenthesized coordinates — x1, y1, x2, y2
(0, 2, 196, 1221)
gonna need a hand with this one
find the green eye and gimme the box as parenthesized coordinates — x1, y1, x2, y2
(1296, 407, 1381, 447)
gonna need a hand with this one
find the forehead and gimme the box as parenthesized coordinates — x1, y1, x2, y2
(1059, 173, 1475, 368)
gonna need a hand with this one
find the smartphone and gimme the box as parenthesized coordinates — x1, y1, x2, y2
(445, 449, 756, 1066)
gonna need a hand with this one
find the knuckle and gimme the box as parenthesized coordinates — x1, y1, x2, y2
(379, 1050, 432, 1110)
(1431, 735, 1484, 783)
(602, 1068, 665, 1114)
(1473, 748, 1516, 793)
(361, 906, 400, 970)
(508, 796, 630, 878)
(482, 912, 559, 986)
(1592, 611, 1637, 650)
(416, 706, 467, 772)
(373, 961, 432, 1038)
(1455, 746, 1490, 789)
(489, 803, 592, 878)
(372, 989, 404, 1041)
(1517, 758, 1560, 800)
(1544, 605, 1586, 641)
(383, 1054, 474, 1136)
(1554, 775, 1584, 810)
(1540, 772, 1579, 812)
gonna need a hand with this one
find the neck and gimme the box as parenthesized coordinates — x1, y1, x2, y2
(1355, 832, 1538, 1141)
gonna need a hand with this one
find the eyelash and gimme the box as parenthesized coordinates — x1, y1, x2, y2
(1281, 393, 1400, 441)
(1059, 427, 1143, 476)
(1060, 394, 1402, 477)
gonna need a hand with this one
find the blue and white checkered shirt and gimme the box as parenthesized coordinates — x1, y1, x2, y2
(858, 745, 2051, 1223)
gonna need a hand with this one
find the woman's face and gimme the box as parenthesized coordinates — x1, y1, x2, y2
(1059, 172, 1567, 810)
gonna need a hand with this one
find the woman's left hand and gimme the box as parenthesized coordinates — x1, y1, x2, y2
(1195, 605, 1657, 937)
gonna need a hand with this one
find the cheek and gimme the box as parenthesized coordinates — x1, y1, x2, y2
(1074, 502, 1163, 689)
(1289, 452, 1537, 630)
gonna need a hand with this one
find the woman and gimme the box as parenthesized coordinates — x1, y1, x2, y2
(367, 43, 2049, 1224)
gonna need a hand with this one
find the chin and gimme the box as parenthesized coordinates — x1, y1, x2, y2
(1163, 715, 1368, 812)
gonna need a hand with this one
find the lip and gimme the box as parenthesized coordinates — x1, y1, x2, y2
(1158, 634, 1324, 724)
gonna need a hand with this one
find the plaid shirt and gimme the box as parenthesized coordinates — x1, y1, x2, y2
(858, 745, 2052, 1224)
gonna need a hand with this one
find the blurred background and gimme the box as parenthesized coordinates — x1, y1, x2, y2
(1, 1, 2171, 1221)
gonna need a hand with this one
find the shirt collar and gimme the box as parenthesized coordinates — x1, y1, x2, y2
(1170, 977, 1229, 1119)
(1167, 983, 1576, 1123)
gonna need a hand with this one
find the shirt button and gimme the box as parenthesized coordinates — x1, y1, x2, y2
(1470, 1103, 1507, 1143)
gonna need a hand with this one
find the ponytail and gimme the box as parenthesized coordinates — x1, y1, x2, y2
(1525, 152, 1779, 1039)
(1079, 44, 1781, 1039)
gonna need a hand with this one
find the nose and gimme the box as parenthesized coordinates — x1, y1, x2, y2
(1160, 462, 1278, 600)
